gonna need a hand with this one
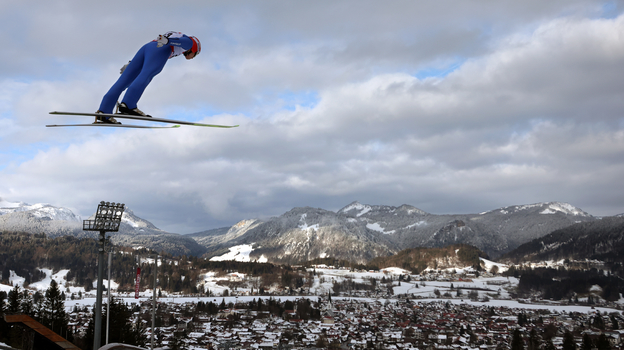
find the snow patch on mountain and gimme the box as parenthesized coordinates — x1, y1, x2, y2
(210, 244, 268, 263)
(404, 208, 421, 215)
(115, 209, 156, 229)
(380, 267, 412, 275)
(2, 268, 113, 296)
(366, 222, 395, 234)
(406, 221, 427, 229)
(480, 258, 510, 273)
(29, 268, 70, 291)
(9, 270, 25, 287)
(340, 202, 372, 217)
(122, 216, 143, 228)
(298, 214, 319, 232)
(0, 283, 13, 294)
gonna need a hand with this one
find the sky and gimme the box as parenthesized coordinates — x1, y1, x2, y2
(1, 0, 624, 234)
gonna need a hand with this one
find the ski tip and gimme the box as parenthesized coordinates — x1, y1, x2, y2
(195, 124, 240, 128)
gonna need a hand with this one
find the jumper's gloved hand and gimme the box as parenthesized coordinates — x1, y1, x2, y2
(156, 34, 169, 48)
(120, 61, 131, 74)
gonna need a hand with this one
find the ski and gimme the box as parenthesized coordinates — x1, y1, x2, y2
(46, 123, 181, 129)
(49, 111, 239, 128)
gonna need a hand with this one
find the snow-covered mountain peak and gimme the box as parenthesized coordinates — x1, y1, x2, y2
(118, 209, 163, 231)
(1, 198, 39, 215)
(0, 198, 24, 210)
(0, 198, 81, 222)
(538, 202, 591, 216)
(397, 204, 428, 216)
(84, 208, 160, 231)
(483, 202, 591, 217)
(339, 201, 428, 218)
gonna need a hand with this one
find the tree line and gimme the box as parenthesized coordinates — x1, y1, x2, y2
(511, 266, 624, 301)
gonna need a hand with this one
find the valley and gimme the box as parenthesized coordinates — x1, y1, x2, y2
(1, 199, 624, 349)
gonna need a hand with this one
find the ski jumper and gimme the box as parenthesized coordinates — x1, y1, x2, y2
(98, 32, 196, 114)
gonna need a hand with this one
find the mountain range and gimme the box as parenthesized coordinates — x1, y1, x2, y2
(194, 201, 602, 264)
(1, 198, 615, 265)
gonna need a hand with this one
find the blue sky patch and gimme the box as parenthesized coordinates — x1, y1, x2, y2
(278, 90, 320, 111)
(414, 59, 465, 80)
(601, 1, 620, 19)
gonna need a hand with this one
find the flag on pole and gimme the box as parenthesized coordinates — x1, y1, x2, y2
(134, 267, 141, 299)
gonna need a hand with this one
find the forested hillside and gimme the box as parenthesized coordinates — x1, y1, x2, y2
(368, 244, 487, 273)
(0, 231, 285, 294)
(499, 216, 624, 265)
(0, 231, 98, 287)
(509, 266, 624, 301)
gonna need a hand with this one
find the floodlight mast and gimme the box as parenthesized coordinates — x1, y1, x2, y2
(84, 201, 125, 350)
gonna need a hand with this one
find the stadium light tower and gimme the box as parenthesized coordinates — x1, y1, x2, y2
(84, 201, 125, 350)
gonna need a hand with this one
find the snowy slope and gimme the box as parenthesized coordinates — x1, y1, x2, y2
(209, 244, 268, 263)
(0, 268, 118, 296)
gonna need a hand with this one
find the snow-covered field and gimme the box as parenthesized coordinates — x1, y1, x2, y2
(307, 265, 517, 300)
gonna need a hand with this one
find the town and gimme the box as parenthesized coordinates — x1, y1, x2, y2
(56, 265, 624, 350)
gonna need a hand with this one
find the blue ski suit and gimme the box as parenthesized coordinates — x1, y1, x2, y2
(98, 32, 196, 114)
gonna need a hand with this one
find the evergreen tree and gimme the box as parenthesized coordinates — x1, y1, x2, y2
(81, 298, 146, 350)
(0, 291, 6, 316)
(527, 328, 540, 350)
(543, 323, 558, 340)
(582, 333, 593, 350)
(0, 291, 10, 344)
(19, 289, 34, 317)
(593, 315, 605, 330)
(131, 313, 147, 348)
(609, 314, 619, 330)
(596, 333, 611, 350)
(5, 286, 25, 349)
(7, 285, 21, 314)
(563, 331, 577, 350)
(32, 291, 44, 320)
(101, 298, 147, 346)
(518, 313, 526, 326)
(42, 279, 68, 336)
(511, 329, 524, 350)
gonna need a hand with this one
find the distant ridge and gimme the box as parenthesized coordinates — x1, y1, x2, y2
(194, 201, 597, 263)
(0, 198, 601, 262)
(498, 216, 624, 264)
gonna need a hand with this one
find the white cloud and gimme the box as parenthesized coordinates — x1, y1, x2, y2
(1, 1, 624, 233)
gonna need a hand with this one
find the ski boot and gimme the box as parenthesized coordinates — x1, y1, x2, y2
(93, 111, 121, 124)
(118, 103, 152, 118)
